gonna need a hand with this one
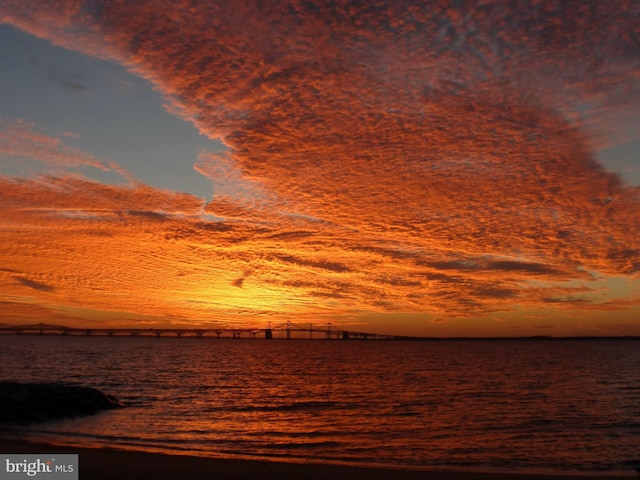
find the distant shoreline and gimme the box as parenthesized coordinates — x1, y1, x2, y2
(2, 322, 640, 341)
(0, 438, 632, 480)
(1, 331, 640, 341)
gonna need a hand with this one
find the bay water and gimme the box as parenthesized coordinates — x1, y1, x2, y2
(1, 335, 639, 475)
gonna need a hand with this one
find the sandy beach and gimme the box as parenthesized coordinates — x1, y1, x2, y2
(0, 438, 633, 480)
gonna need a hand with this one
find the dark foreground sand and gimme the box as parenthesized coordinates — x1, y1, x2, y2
(0, 439, 633, 480)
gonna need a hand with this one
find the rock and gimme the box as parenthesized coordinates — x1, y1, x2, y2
(11, 385, 32, 404)
(0, 382, 124, 424)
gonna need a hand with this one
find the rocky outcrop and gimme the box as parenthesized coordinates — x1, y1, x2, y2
(0, 382, 125, 424)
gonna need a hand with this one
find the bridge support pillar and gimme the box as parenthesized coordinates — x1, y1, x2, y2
(342, 331, 349, 340)
(265, 329, 272, 340)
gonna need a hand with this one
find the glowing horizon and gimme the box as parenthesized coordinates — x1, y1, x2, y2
(0, 1, 639, 336)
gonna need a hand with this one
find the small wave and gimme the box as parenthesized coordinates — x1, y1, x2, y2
(205, 400, 343, 413)
(258, 440, 344, 450)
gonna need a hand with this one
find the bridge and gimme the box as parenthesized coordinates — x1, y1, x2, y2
(0, 322, 419, 340)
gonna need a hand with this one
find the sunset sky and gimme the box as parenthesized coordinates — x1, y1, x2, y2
(1, 1, 639, 337)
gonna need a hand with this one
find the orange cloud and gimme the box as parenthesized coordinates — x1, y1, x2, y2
(0, 117, 109, 172)
(1, 1, 639, 334)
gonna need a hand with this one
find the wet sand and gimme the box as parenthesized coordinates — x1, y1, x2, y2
(0, 438, 633, 480)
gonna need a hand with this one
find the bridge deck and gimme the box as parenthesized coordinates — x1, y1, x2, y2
(0, 323, 415, 340)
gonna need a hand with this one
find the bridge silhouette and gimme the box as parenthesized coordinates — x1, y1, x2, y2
(0, 322, 419, 340)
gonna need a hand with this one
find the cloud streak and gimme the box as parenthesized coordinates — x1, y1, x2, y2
(0, 0, 639, 334)
(0, 117, 109, 171)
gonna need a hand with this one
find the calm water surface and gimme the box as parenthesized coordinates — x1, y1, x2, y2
(1, 336, 640, 475)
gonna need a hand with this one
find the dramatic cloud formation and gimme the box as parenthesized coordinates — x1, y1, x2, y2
(0, 0, 639, 335)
